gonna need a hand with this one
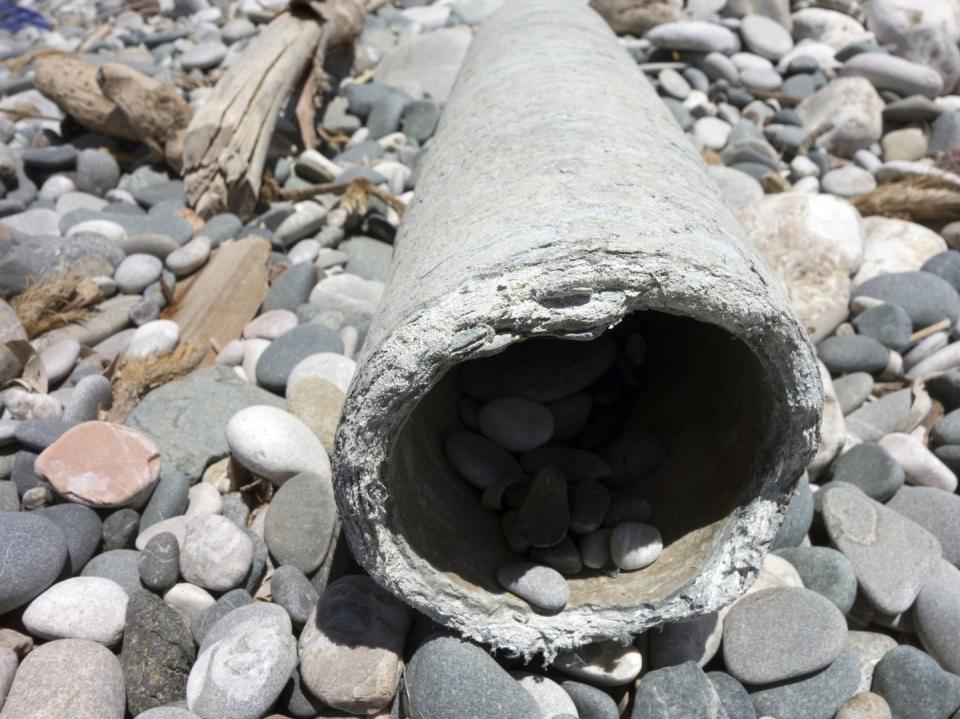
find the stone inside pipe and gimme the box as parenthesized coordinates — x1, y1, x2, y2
(333, 0, 822, 658)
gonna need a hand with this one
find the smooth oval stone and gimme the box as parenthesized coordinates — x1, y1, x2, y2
(887, 485, 960, 566)
(774, 547, 858, 615)
(835, 692, 891, 719)
(39, 339, 81, 385)
(518, 467, 570, 548)
(477, 396, 554, 453)
(553, 640, 643, 687)
(631, 661, 727, 719)
(817, 335, 890, 375)
(180, 41, 227, 71)
(852, 303, 912, 352)
(226, 405, 331, 485)
(845, 388, 912, 442)
(460, 335, 616, 403)
(772, 475, 814, 549)
(830, 443, 904, 501)
(0, 511, 68, 613)
(578, 528, 612, 570)
(22, 576, 128, 645)
(115, 254, 164, 294)
(741, 14, 793, 59)
(405, 635, 540, 719)
(264, 470, 337, 575)
(932, 408, 960, 446)
(647, 611, 722, 669)
(822, 165, 877, 197)
(852, 271, 960, 329)
(180, 514, 253, 592)
(255, 324, 344, 393)
(599, 430, 664, 488)
(841, 53, 944, 98)
(914, 559, 960, 675)
(520, 447, 611, 482)
(569, 479, 611, 534)
(127, 319, 180, 360)
(497, 562, 569, 613)
(444, 430, 522, 489)
(102, 508, 140, 551)
(262, 262, 318, 312)
(298, 574, 412, 714)
(0, 638, 125, 719)
(879, 432, 958, 492)
(286, 352, 356, 395)
(76, 149, 120, 196)
(707, 672, 756, 719)
(190, 588, 252, 646)
(749, 649, 860, 719)
(185, 482, 221, 518)
(165, 236, 210, 277)
(646, 21, 738, 53)
(611, 521, 663, 570)
(559, 679, 620, 719)
(872, 645, 960, 719)
(242, 309, 298, 341)
(82, 549, 144, 596)
(530, 536, 583, 575)
(139, 532, 180, 592)
(119, 233, 180, 259)
(516, 673, 578, 718)
(34, 502, 102, 573)
(121, 590, 196, 716)
(823, 486, 941, 614)
(269, 565, 318, 626)
(163, 583, 215, 626)
(723, 587, 847, 685)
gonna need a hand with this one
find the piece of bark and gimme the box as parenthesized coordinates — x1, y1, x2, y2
(182, 0, 364, 219)
(165, 236, 271, 366)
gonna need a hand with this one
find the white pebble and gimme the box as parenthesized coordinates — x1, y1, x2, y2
(126, 319, 180, 360)
(610, 522, 663, 571)
(226, 405, 332, 485)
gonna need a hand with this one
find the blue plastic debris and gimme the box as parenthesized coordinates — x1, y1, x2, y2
(0, 1, 51, 33)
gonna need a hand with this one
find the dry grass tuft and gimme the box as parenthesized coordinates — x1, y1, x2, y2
(852, 176, 960, 224)
(106, 343, 204, 422)
(10, 274, 101, 338)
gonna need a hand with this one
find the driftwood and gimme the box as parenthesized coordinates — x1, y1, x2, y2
(182, 0, 365, 219)
(33, 56, 191, 170)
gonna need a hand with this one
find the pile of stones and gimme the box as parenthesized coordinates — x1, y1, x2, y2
(0, 0, 959, 718)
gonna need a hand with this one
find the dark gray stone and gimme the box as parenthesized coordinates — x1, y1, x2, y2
(13, 419, 76, 451)
(888, 485, 960, 566)
(771, 476, 813, 549)
(242, 527, 268, 595)
(749, 649, 859, 719)
(262, 262, 318, 313)
(280, 666, 327, 718)
(264, 471, 338, 575)
(60, 209, 194, 246)
(367, 87, 412, 139)
(630, 661, 729, 718)
(518, 467, 569, 548)
(340, 236, 394, 282)
(126, 365, 285, 482)
(76, 149, 120, 196)
(852, 271, 960, 329)
(928, 371, 960, 411)
(0, 479, 17, 511)
(132, 180, 186, 209)
(922, 250, 960, 294)
(934, 444, 960, 475)
(270, 564, 319, 626)
(34, 503, 102, 575)
(121, 590, 196, 716)
(883, 94, 942, 122)
(852, 303, 912, 351)
(569, 480, 611, 535)
(707, 672, 756, 719)
(496, 562, 569, 614)
(773, 547, 858, 615)
(199, 214, 241, 246)
(830, 443, 904, 501)
(21, 145, 77, 171)
(872, 645, 960, 718)
(190, 587, 252, 645)
(220, 492, 250, 527)
(102, 508, 140, 550)
(817, 335, 890, 375)
(402, 99, 441, 142)
(255, 323, 344, 392)
(81, 548, 145, 596)
(405, 635, 540, 719)
(558, 680, 618, 719)
(10, 451, 40, 497)
(139, 532, 180, 592)
(529, 536, 583, 575)
(0, 510, 67, 613)
(933, 408, 960, 446)
(139, 466, 189, 533)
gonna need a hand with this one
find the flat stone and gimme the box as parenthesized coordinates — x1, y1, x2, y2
(630, 661, 728, 719)
(121, 590, 196, 716)
(165, 236, 210, 277)
(853, 270, 960, 329)
(22, 576, 128, 645)
(0, 510, 68, 614)
(611, 521, 663, 570)
(0, 638, 125, 719)
(478, 396, 554, 453)
(723, 587, 847, 684)
(242, 309, 298, 341)
(852, 304, 912, 352)
(879, 432, 957, 492)
(274, 202, 327, 247)
(139, 532, 180, 592)
(516, 673, 578, 718)
(841, 52, 944, 97)
(36, 421, 161, 508)
(404, 635, 540, 719)
(822, 485, 941, 614)
(34, 503, 101, 573)
(774, 547, 858, 614)
(444, 430, 522, 490)
(707, 166, 763, 209)
(126, 365, 285, 482)
(340, 236, 394, 282)
(845, 388, 912, 442)
(264, 470, 337, 574)
(830, 443, 904, 501)
(847, 630, 897, 694)
(518, 467, 569, 548)
(262, 262, 318, 312)
(38, 339, 82, 385)
(308, 272, 383, 315)
(127, 319, 180, 360)
(749, 649, 860, 719)
(497, 562, 569, 613)
(81, 549, 144, 596)
(553, 640, 643, 687)
(255, 323, 343, 393)
(887, 485, 960, 566)
(914, 559, 960, 675)
(299, 575, 412, 714)
(872, 645, 960, 719)
(269, 565, 318, 626)
(646, 20, 738, 52)
(647, 611, 722, 669)
(226, 405, 330, 485)
(558, 679, 620, 719)
(818, 335, 889, 375)
(180, 514, 253, 591)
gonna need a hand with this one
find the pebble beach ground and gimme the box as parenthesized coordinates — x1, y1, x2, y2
(2, 0, 960, 718)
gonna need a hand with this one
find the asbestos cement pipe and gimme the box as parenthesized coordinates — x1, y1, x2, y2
(333, 0, 822, 658)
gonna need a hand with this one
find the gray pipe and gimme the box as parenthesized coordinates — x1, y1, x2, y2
(334, 0, 821, 658)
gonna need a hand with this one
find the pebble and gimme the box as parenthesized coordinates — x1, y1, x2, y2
(887, 485, 960, 566)
(647, 611, 722, 669)
(190, 588, 252, 646)
(707, 672, 755, 719)
(445, 430, 522, 489)
(831, 443, 905, 501)
(0, 638, 125, 719)
(181, 41, 228, 71)
(879, 432, 958, 491)
(796, 77, 883, 157)
(772, 475, 814, 549)
(163, 583, 216, 626)
(269, 565, 318, 626)
(165, 236, 210, 277)
(405, 635, 539, 719)
(76, 149, 120, 196)
(835, 692, 892, 719)
(852, 271, 960, 328)
(847, 630, 897, 694)
(115, 253, 164, 293)
(82, 549, 144, 597)
(39, 338, 81, 385)
(852, 303, 912, 352)
(139, 468, 190, 532)
(299, 575, 412, 714)
(774, 547, 858, 615)
(872, 645, 960, 719)
(517, 467, 569, 548)
(610, 521, 663, 570)
(516, 673, 578, 718)
(185, 481, 221, 518)
(22, 576, 128, 645)
(723, 587, 847, 684)
(226, 405, 331, 484)
(559, 679, 620, 719)
(749, 649, 860, 719)
(126, 319, 181, 360)
(262, 262, 318, 312)
(121, 590, 196, 716)
(842, 53, 944, 98)
(139, 532, 181, 592)
(646, 21, 738, 53)
(0, 510, 68, 614)
(242, 309, 298, 341)
(102, 507, 140, 550)
(286, 351, 356, 394)
(553, 640, 643, 687)
(631, 661, 727, 719)
(180, 514, 253, 591)
(34, 503, 101, 573)
(914, 559, 960, 674)
(496, 562, 569, 613)
(817, 335, 890, 375)
(63, 373, 113, 422)
(263, 470, 337, 574)
(255, 323, 344, 392)
(822, 485, 941, 614)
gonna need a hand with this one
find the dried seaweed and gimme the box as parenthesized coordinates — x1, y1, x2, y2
(851, 176, 960, 225)
(9, 274, 101, 338)
(106, 343, 204, 422)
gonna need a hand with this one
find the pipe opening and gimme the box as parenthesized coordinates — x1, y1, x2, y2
(387, 309, 773, 614)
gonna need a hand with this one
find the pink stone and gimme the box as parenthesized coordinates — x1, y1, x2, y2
(35, 421, 161, 508)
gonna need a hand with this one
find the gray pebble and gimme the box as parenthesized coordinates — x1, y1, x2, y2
(102, 508, 140, 551)
(817, 335, 890, 375)
(631, 661, 728, 719)
(81, 549, 144, 596)
(749, 649, 859, 719)
(34, 503, 101, 574)
(852, 303, 912, 351)
(270, 564, 319, 626)
(496, 562, 568, 613)
(139, 532, 180, 592)
(872, 645, 960, 719)
(0, 511, 67, 613)
(852, 271, 960, 329)
(774, 547, 858, 615)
